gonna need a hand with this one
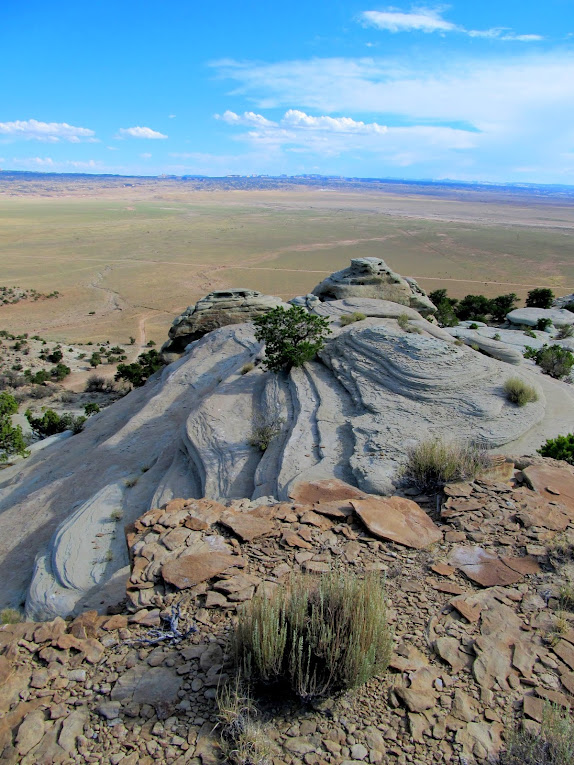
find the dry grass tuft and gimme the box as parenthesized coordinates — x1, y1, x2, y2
(500, 703, 574, 764)
(216, 679, 272, 765)
(340, 312, 367, 326)
(404, 438, 490, 491)
(0, 608, 22, 624)
(504, 377, 539, 407)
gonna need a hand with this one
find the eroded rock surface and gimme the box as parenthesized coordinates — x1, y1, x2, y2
(161, 288, 286, 359)
(311, 257, 436, 315)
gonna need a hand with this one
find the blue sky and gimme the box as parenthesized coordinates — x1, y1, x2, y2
(2, 1, 574, 183)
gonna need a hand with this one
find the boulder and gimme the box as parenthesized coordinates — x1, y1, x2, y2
(506, 307, 574, 328)
(351, 496, 442, 549)
(311, 258, 436, 315)
(161, 552, 240, 589)
(161, 288, 286, 359)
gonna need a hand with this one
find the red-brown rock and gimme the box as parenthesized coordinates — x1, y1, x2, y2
(162, 553, 240, 589)
(219, 510, 275, 542)
(289, 478, 366, 505)
(523, 464, 574, 520)
(351, 496, 442, 549)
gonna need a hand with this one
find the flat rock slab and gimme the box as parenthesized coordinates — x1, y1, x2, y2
(523, 465, 574, 519)
(161, 552, 239, 589)
(351, 496, 442, 549)
(111, 664, 183, 704)
(449, 546, 539, 587)
(219, 510, 275, 542)
(289, 478, 366, 505)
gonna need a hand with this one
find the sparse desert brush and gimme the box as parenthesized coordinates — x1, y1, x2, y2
(340, 312, 367, 326)
(0, 607, 22, 624)
(249, 413, 284, 452)
(110, 509, 123, 521)
(216, 678, 272, 765)
(85, 374, 106, 392)
(500, 702, 574, 765)
(557, 324, 574, 339)
(404, 438, 490, 491)
(241, 362, 255, 375)
(504, 377, 539, 407)
(124, 477, 138, 488)
(232, 570, 392, 700)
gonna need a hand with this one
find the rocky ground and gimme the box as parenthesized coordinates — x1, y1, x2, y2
(1, 456, 574, 765)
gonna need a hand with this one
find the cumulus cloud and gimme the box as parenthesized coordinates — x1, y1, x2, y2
(360, 8, 542, 41)
(117, 126, 167, 139)
(0, 119, 97, 143)
(216, 108, 476, 163)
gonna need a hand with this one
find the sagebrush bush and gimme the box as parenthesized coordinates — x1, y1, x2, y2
(241, 362, 255, 375)
(557, 324, 574, 339)
(500, 703, 574, 765)
(524, 344, 574, 379)
(248, 413, 283, 452)
(404, 438, 490, 491)
(340, 312, 367, 326)
(504, 377, 539, 407)
(233, 570, 392, 700)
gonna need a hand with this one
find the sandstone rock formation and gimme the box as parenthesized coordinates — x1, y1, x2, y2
(506, 306, 574, 328)
(2, 311, 568, 621)
(311, 257, 436, 315)
(161, 288, 286, 360)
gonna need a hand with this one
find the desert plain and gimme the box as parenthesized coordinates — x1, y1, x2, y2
(1, 174, 574, 345)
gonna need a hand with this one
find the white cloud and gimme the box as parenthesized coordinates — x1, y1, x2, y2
(140, 152, 152, 159)
(361, 10, 455, 33)
(9, 157, 103, 170)
(360, 9, 542, 41)
(117, 126, 168, 139)
(0, 119, 97, 143)
(216, 108, 476, 164)
(216, 110, 276, 127)
(168, 114, 176, 119)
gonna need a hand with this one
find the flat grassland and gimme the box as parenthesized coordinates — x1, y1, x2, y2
(1, 181, 574, 344)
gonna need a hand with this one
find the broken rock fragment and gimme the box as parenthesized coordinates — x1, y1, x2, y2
(351, 496, 442, 549)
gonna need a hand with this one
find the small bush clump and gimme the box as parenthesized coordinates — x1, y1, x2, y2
(557, 324, 574, 339)
(0, 608, 22, 624)
(504, 377, 539, 407)
(500, 703, 574, 765)
(241, 362, 255, 375)
(536, 317, 553, 332)
(249, 414, 284, 452)
(26, 409, 86, 437)
(404, 438, 490, 491)
(233, 570, 392, 701)
(538, 433, 574, 464)
(524, 344, 574, 379)
(340, 312, 367, 326)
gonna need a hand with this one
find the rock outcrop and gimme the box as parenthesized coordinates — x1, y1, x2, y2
(311, 257, 436, 315)
(506, 307, 574, 328)
(3, 311, 571, 620)
(161, 288, 286, 360)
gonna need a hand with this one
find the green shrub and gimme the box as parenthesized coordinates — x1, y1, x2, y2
(89, 352, 102, 368)
(26, 409, 86, 437)
(538, 433, 574, 464)
(253, 306, 331, 373)
(469, 323, 479, 330)
(489, 293, 518, 322)
(526, 287, 555, 309)
(563, 302, 574, 314)
(340, 312, 367, 326)
(504, 377, 539, 407)
(115, 349, 164, 387)
(233, 570, 391, 701)
(50, 363, 71, 381)
(557, 325, 574, 339)
(0, 392, 29, 462)
(524, 344, 574, 379)
(525, 329, 537, 338)
(500, 702, 574, 765)
(536, 318, 553, 332)
(84, 402, 100, 416)
(404, 438, 490, 491)
(46, 348, 63, 363)
(456, 294, 491, 322)
(85, 374, 106, 392)
(493, 333, 501, 341)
